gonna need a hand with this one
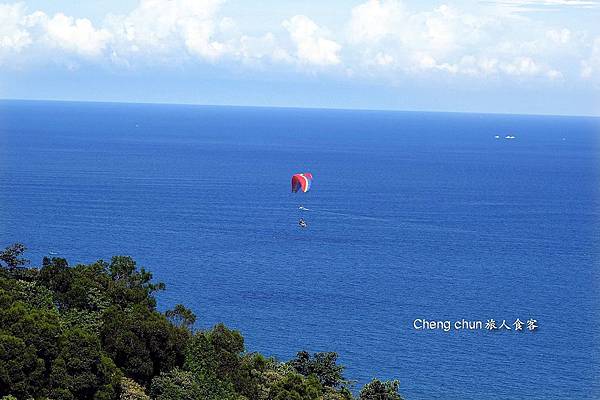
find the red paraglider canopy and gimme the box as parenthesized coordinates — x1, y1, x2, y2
(291, 173, 313, 193)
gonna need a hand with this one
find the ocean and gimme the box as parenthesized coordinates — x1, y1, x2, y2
(1, 100, 599, 399)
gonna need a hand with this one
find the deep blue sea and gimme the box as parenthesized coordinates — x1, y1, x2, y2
(1, 100, 599, 399)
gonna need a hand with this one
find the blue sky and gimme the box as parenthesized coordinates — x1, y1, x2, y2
(1, 0, 600, 115)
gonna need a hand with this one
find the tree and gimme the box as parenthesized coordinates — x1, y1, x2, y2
(0, 286, 61, 398)
(0, 334, 44, 399)
(49, 329, 121, 400)
(150, 368, 205, 400)
(165, 304, 196, 330)
(289, 351, 347, 389)
(0, 244, 28, 269)
(120, 377, 150, 400)
(107, 256, 164, 309)
(181, 324, 243, 399)
(268, 372, 322, 400)
(101, 304, 187, 386)
(0, 245, 407, 400)
(38, 257, 72, 307)
(359, 379, 403, 400)
(235, 352, 271, 400)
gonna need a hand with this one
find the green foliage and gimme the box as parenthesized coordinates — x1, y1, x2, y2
(61, 308, 105, 336)
(317, 386, 355, 400)
(289, 351, 347, 389)
(269, 372, 322, 400)
(186, 323, 244, 381)
(181, 324, 243, 399)
(358, 379, 403, 400)
(0, 280, 62, 398)
(38, 257, 71, 303)
(120, 377, 150, 400)
(150, 368, 206, 400)
(101, 304, 187, 386)
(49, 329, 121, 400)
(234, 352, 271, 399)
(0, 243, 28, 269)
(0, 290, 62, 361)
(165, 304, 196, 330)
(0, 247, 166, 399)
(0, 334, 45, 399)
(38, 256, 163, 313)
(0, 244, 405, 400)
(8, 280, 55, 310)
(108, 256, 165, 309)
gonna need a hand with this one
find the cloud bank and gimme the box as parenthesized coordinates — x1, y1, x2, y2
(1, 0, 599, 85)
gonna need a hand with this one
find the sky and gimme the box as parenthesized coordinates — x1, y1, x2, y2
(1, 0, 600, 116)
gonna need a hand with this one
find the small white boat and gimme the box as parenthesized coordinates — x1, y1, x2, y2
(505, 135, 516, 139)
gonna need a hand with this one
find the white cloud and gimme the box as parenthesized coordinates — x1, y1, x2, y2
(344, 0, 574, 80)
(282, 15, 341, 66)
(348, 1, 493, 56)
(546, 68, 563, 79)
(374, 52, 394, 66)
(407, 52, 564, 81)
(1, 3, 111, 66)
(1, 3, 110, 61)
(501, 56, 540, 75)
(348, 0, 406, 44)
(488, 0, 600, 14)
(346, 1, 500, 71)
(581, 37, 600, 78)
(238, 33, 291, 64)
(102, 0, 300, 66)
(105, 0, 226, 61)
(546, 28, 571, 45)
(0, 0, 596, 83)
(493, 0, 599, 7)
(0, 2, 32, 60)
(43, 13, 111, 57)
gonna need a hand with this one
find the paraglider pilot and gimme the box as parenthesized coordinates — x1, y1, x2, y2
(292, 173, 313, 228)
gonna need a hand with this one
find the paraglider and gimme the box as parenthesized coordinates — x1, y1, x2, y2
(291, 173, 313, 193)
(292, 173, 313, 228)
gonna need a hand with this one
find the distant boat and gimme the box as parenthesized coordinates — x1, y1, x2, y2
(505, 135, 516, 139)
(494, 135, 500, 139)
(48, 251, 58, 255)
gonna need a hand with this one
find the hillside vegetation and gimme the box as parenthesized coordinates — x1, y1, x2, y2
(0, 243, 403, 400)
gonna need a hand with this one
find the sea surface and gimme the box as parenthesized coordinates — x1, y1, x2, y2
(1, 100, 599, 399)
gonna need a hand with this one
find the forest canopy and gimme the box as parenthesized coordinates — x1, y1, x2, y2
(0, 243, 403, 400)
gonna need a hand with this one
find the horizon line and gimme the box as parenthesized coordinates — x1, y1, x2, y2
(1, 97, 599, 119)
